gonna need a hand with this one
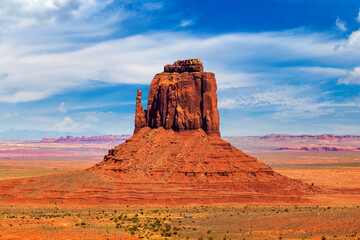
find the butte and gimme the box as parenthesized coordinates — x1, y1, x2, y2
(0, 59, 316, 205)
(86, 59, 315, 204)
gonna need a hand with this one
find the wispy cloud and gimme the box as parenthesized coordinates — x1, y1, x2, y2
(338, 67, 360, 85)
(336, 17, 347, 31)
(0, 0, 121, 41)
(179, 19, 194, 27)
(0, 30, 348, 103)
(218, 85, 346, 120)
(57, 102, 67, 113)
(48, 116, 88, 132)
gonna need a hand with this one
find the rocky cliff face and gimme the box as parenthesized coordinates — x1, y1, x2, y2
(134, 59, 220, 136)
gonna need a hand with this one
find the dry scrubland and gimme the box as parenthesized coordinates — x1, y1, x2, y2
(1, 140, 360, 239)
(1, 205, 360, 240)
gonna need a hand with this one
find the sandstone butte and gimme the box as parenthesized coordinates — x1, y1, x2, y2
(0, 59, 317, 205)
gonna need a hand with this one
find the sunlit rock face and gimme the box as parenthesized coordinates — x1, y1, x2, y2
(135, 59, 220, 136)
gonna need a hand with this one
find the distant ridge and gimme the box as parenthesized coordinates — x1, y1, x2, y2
(39, 133, 360, 143)
(276, 145, 360, 152)
(0, 128, 102, 140)
(259, 134, 360, 141)
(41, 135, 131, 143)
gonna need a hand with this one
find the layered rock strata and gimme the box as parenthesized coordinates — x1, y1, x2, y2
(134, 59, 220, 135)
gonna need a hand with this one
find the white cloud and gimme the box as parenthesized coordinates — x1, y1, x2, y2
(218, 98, 238, 109)
(0, 90, 54, 103)
(340, 29, 360, 50)
(338, 67, 360, 85)
(179, 19, 194, 28)
(218, 86, 337, 119)
(58, 102, 67, 113)
(0, 0, 118, 36)
(295, 66, 347, 76)
(215, 72, 262, 89)
(84, 114, 99, 123)
(336, 17, 347, 31)
(0, 30, 345, 103)
(357, 8, 360, 23)
(0, 112, 20, 120)
(142, 2, 163, 10)
(49, 116, 89, 132)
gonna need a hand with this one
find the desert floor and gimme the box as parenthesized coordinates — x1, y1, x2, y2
(0, 140, 360, 239)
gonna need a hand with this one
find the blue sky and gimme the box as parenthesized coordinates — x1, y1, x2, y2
(1, 0, 360, 136)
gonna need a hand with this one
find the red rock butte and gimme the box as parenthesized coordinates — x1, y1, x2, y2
(0, 59, 317, 205)
(88, 59, 314, 196)
(134, 59, 220, 135)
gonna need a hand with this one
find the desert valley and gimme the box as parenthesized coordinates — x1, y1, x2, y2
(0, 60, 360, 239)
(2, 1, 360, 239)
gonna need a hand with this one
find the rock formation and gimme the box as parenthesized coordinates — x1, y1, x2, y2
(134, 59, 220, 135)
(0, 59, 317, 205)
(88, 59, 314, 199)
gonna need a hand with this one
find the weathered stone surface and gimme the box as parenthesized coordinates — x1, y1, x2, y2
(164, 59, 204, 73)
(134, 90, 147, 134)
(90, 126, 314, 189)
(134, 59, 220, 135)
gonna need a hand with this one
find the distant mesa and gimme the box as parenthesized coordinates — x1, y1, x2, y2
(276, 145, 360, 152)
(260, 134, 360, 141)
(41, 135, 131, 143)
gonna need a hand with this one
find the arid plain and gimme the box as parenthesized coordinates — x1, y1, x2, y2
(1, 134, 360, 239)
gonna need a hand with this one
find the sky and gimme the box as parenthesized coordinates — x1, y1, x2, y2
(1, 0, 360, 137)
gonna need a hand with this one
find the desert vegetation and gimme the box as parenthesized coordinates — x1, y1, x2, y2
(1, 205, 360, 239)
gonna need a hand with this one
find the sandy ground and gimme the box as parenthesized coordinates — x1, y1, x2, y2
(0, 140, 360, 239)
